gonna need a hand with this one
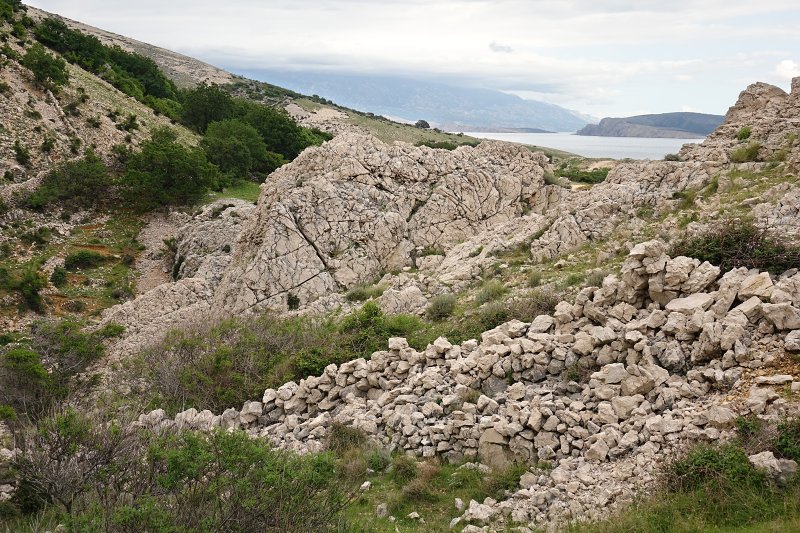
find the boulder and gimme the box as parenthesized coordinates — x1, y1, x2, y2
(738, 272, 774, 300)
(665, 293, 714, 314)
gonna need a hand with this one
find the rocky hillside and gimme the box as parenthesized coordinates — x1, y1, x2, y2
(576, 112, 724, 139)
(2, 3, 800, 531)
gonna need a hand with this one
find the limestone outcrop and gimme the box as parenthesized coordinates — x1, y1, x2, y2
(211, 133, 548, 313)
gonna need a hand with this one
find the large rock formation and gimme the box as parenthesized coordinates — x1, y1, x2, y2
(212, 133, 548, 313)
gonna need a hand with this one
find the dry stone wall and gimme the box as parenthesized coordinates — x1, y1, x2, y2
(139, 241, 800, 529)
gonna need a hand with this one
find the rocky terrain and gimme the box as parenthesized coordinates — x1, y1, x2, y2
(2, 4, 800, 531)
(138, 241, 800, 529)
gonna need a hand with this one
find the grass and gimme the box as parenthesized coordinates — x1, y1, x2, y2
(345, 283, 386, 302)
(205, 179, 262, 203)
(342, 454, 530, 532)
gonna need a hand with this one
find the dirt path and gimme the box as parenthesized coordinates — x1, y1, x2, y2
(134, 211, 189, 294)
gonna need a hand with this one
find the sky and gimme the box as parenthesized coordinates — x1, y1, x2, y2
(24, 0, 800, 118)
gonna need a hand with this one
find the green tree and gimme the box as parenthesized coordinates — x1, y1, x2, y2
(121, 127, 219, 210)
(22, 43, 68, 90)
(201, 119, 272, 179)
(179, 83, 234, 133)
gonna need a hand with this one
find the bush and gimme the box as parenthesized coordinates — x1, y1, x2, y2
(527, 271, 542, 287)
(671, 218, 800, 274)
(27, 150, 111, 209)
(13, 139, 29, 165)
(132, 303, 426, 414)
(121, 127, 220, 210)
(776, 418, 800, 461)
(663, 153, 681, 161)
(201, 118, 273, 179)
(391, 454, 419, 482)
(10, 412, 354, 531)
(474, 280, 508, 305)
(327, 422, 368, 455)
(50, 266, 67, 287)
(64, 249, 105, 270)
(0, 320, 104, 420)
(556, 166, 609, 184)
(345, 283, 385, 302)
(426, 293, 457, 320)
(730, 142, 761, 163)
(22, 43, 68, 89)
(0, 264, 46, 312)
(737, 126, 752, 140)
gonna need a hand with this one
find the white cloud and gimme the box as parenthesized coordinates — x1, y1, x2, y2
(24, 0, 800, 116)
(775, 59, 800, 80)
(489, 41, 513, 53)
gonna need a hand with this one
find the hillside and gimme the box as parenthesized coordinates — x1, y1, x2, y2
(2, 3, 800, 533)
(242, 70, 590, 132)
(577, 112, 724, 138)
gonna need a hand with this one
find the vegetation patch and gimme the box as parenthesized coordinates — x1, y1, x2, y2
(671, 217, 800, 274)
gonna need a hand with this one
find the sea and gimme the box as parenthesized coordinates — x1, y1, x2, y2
(462, 132, 703, 160)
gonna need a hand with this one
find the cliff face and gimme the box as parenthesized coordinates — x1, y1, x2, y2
(577, 112, 724, 138)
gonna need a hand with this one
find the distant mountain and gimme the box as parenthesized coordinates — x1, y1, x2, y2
(234, 70, 589, 133)
(576, 112, 723, 138)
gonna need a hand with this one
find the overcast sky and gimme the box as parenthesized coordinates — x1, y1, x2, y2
(25, 0, 800, 117)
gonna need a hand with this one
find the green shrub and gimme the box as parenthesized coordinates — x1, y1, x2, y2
(671, 218, 800, 274)
(121, 127, 220, 211)
(0, 320, 104, 421)
(555, 166, 609, 184)
(201, 118, 273, 179)
(737, 126, 752, 140)
(64, 249, 105, 270)
(22, 43, 68, 90)
(327, 422, 368, 455)
(345, 283, 385, 302)
(391, 454, 419, 482)
(730, 142, 761, 163)
(426, 293, 457, 320)
(50, 266, 67, 287)
(13, 139, 29, 165)
(527, 270, 542, 287)
(133, 303, 426, 414)
(474, 279, 508, 305)
(776, 418, 800, 461)
(663, 153, 681, 161)
(419, 246, 445, 257)
(27, 150, 111, 209)
(10, 413, 353, 531)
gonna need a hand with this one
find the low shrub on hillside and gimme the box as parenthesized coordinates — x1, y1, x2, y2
(27, 151, 111, 209)
(120, 127, 220, 211)
(0, 320, 105, 421)
(555, 166, 609, 184)
(64, 249, 105, 270)
(131, 302, 430, 413)
(730, 142, 761, 163)
(7, 411, 353, 532)
(0, 264, 45, 312)
(474, 279, 508, 305)
(426, 293, 457, 320)
(345, 283, 385, 302)
(671, 218, 800, 274)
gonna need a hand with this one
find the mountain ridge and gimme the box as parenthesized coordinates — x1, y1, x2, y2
(577, 111, 724, 138)
(237, 69, 590, 132)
